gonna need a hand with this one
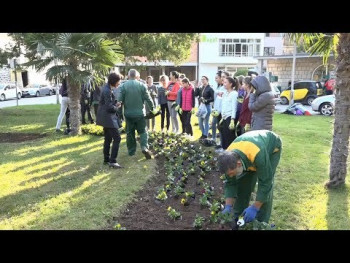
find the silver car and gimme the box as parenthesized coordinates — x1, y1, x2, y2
(21, 84, 54, 97)
(311, 95, 335, 116)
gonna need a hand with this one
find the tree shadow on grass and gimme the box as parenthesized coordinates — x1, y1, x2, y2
(326, 184, 350, 230)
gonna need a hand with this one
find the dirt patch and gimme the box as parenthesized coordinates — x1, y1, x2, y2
(107, 154, 232, 230)
(0, 133, 47, 143)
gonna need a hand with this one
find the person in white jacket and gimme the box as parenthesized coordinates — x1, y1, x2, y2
(219, 76, 239, 150)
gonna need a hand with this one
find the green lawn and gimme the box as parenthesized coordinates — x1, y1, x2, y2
(0, 104, 349, 230)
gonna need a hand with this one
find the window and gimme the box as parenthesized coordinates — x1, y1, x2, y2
(219, 38, 262, 57)
(264, 47, 275, 56)
(265, 33, 270, 37)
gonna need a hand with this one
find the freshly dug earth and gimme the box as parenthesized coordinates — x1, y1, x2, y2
(108, 156, 232, 230)
(0, 133, 47, 143)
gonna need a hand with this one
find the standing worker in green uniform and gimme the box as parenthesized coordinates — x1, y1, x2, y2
(118, 69, 157, 159)
(218, 130, 282, 224)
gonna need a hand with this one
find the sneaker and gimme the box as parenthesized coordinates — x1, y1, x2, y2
(109, 162, 123, 169)
(142, 149, 152, 160)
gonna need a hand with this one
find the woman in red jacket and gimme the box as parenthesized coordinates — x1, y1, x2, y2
(238, 76, 253, 135)
(166, 71, 181, 133)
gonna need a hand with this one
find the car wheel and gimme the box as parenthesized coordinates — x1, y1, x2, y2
(0, 94, 5, 101)
(307, 96, 315, 106)
(17, 93, 21, 99)
(319, 103, 333, 116)
(280, 96, 289, 105)
(49, 90, 53, 96)
(36, 91, 40, 97)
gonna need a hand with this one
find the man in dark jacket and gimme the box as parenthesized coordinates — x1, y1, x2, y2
(118, 69, 155, 159)
(96, 73, 123, 169)
(248, 76, 275, 131)
(80, 81, 94, 124)
(218, 130, 282, 225)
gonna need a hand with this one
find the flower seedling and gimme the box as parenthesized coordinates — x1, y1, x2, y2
(193, 215, 205, 229)
(156, 188, 168, 201)
(185, 191, 195, 199)
(209, 211, 219, 223)
(210, 200, 221, 213)
(114, 223, 126, 230)
(199, 194, 211, 208)
(173, 185, 185, 198)
(167, 206, 181, 221)
(181, 198, 189, 206)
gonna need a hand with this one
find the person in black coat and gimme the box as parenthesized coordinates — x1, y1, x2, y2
(194, 76, 214, 139)
(96, 73, 123, 169)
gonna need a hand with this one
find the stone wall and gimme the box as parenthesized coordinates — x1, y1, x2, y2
(266, 57, 335, 89)
(0, 67, 11, 82)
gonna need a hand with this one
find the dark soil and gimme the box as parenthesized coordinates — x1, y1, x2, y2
(108, 154, 232, 230)
(0, 132, 47, 143)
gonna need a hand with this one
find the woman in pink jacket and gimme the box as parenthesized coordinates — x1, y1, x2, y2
(177, 78, 195, 136)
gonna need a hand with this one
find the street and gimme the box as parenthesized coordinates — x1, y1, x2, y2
(0, 94, 59, 109)
(0, 94, 320, 115)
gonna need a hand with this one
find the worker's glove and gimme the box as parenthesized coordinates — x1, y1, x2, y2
(200, 97, 207, 103)
(229, 119, 236, 130)
(171, 102, 178, 108)
(211, 110, 220, 117)
(175, 105, 180, 112)
(165, 91, 170, 96)
(221, 204, 233, 215)
(242, 205, 259, 223)
(191, 108, 195, 114)
(118, 127, 124, 133)
(178, 108, 183, 115)
(151, 108, 159, 115)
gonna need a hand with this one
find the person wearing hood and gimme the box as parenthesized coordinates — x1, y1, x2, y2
(218, 130, 282, 226)
(248, 76, 275, 131)
(176, 78, 195, 136)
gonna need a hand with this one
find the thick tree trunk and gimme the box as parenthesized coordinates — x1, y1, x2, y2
(67, 78, 81, 136)
(325, 33, 350, 188)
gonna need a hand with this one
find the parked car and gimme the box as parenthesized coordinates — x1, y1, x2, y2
(271, 84, 281, 105)
(21, 83, 54, 97)
(0, 83, 22, 101)
(311, 94, 335, 116)
(280, 80, 324, 106)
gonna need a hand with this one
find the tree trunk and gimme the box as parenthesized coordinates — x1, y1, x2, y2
(67, 78, 81, 136)
(325, 33, 350, 188)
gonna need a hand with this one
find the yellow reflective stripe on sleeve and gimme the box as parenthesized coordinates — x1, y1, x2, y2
(227, 141, 260, 163)
(273, 147, 280, 153)
(247, 166, 257, 171)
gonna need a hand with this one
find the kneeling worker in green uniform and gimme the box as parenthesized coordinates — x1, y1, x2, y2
(218, 130, 282, 224)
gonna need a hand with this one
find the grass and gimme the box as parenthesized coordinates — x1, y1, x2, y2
(0, 104, 349, 229)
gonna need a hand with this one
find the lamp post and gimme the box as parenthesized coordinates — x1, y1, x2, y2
(290, 42, 296, 106)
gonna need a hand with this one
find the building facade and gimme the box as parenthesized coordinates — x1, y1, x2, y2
(198, 33, 265, 86)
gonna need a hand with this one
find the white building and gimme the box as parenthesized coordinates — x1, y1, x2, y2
(198, 33, 265, 86)
(0, 33, 49, 87)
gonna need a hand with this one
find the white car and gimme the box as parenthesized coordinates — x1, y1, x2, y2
(0, 83, 22, 101)
(271, 84, 281, 105)
(311, 95, 335, 116)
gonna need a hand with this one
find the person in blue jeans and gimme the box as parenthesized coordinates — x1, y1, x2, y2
(211, 70, 226, 142)
(195, 76, 214, 139)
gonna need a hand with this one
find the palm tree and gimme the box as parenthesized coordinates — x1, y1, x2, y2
(21, 33, 123, 135)
(289, 33, 350, 188)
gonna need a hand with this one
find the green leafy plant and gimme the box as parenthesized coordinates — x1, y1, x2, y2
(173, 185, 185, 198)
(239, 220, 276, 230)
(81, 124, 104, 136)
(167, 206, 181, 221)
(209, 211, 219, 223)
(210, 200, 221, 213)
(181, 197, 189, 206)
(199, 194, 211, 208)
(193, 215, 205, 229)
